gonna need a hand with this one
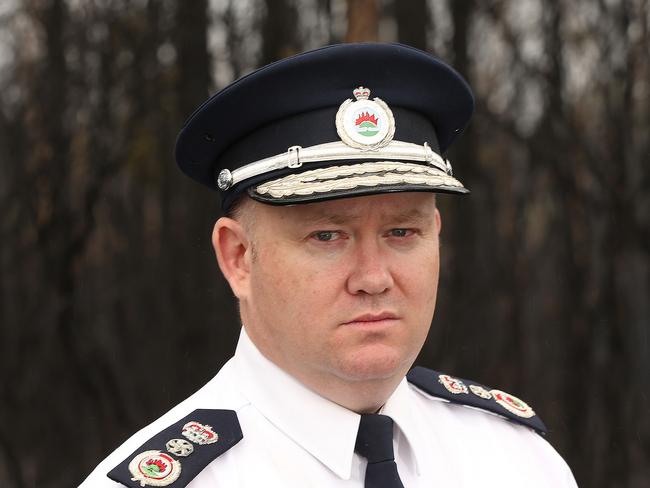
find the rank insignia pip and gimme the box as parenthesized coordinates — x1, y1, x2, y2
(438, 374, 469, 394)
(129, 450, 181, 487)
(469, 384, 492, 400)
(165, 439, 193, 457)
(335, 86, 395, 150)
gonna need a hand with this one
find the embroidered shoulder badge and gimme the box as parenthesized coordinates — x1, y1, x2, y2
(491, 389, 536, 418)
(108, 409, 243, 488)
(406, 366, 547, 435)
(129, 451, 181, 487)
(335, 86, 395, 150)
(182, 421, 219, 445)
(438, 374, 468, 394)
(165, 439, 193, 457)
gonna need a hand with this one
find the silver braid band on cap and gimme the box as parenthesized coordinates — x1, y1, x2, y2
(216, 140, 454, 191)
(253, 161, 464, 198)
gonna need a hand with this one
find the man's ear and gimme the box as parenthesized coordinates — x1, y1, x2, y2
(212, 217, 252, 300)
(434, 207, 442, 235)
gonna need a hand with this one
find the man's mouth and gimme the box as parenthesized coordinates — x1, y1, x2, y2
(342, 312, 399, 326)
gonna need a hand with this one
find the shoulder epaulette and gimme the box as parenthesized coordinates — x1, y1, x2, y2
(108, 409, 242, 487)
(407, 366, 547, 435)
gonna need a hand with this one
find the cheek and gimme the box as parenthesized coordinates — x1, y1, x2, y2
(253, 247, 332, 318)
(400, 248, 439, 286)
(395, 249, 440, 321)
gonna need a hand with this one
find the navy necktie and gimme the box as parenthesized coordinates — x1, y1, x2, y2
(355, 414, 405, 488)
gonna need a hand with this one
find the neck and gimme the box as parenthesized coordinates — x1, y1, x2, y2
(301, 373, 404, 414)
(246, 330, 406, 413)
(239, 311, 411, 414)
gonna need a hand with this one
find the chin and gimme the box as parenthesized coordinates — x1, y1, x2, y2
(335, 347, 410, 383)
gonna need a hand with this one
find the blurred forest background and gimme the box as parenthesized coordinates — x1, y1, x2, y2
(0, 0, 648, 486)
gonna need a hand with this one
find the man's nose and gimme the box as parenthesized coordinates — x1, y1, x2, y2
(346, 239, 394, 296)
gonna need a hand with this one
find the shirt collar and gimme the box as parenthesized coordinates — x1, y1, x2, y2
(381, 378, 427, 476)
(233, 327, 360, 479)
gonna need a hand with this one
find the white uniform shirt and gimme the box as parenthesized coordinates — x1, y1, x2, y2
(81, 328, 578, 487)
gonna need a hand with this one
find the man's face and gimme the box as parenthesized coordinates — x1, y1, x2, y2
(235, 192, 441, 390)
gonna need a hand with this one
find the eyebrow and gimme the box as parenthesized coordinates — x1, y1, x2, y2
(298, 213, 360, 226)
(298, 208, 432, 226)
(385, 209, 431, 222)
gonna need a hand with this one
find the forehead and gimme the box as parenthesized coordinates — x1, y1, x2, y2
(252, 192, 437, 226)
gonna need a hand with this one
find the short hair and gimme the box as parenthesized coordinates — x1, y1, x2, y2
(223, 195, 258, 264)
(225, 195, 256, 230)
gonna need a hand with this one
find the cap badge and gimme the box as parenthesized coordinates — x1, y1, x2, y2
(336, 86, 395, 150)
(129, 450, 181, 487)
(490, 389, 536, 418)
(438, 374, 468, 394)
(182, 421, 219, 445)
(469, 384, 492, 400)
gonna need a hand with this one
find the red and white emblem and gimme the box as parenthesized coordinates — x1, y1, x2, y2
(490, 389, 536, 418)
(129, 450, 181, 487)
(335, 86, 395, 150)
(182, 421, 219, 445)
(438, 374, 468, 394)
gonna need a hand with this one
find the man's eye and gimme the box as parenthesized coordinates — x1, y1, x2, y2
(390, 228, 413, 238)
(311, 231, 341, 242)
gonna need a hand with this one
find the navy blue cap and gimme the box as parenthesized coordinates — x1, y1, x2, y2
(175, 43, 474, 211)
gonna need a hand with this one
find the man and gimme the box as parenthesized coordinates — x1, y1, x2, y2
(81, 43, 577, 487)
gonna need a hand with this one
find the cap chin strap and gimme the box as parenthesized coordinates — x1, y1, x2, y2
(216, 140, 453, 191)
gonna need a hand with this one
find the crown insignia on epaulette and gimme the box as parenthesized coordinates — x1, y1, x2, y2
(439, 374, 468, 394)
(182, 421, 219, 445)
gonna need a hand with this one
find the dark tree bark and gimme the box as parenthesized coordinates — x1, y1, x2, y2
(395, 0, 427, 50)
(345, 0, 379, 42)
(0, 2, 649, 487)
(261, 0, 300, 65)
(175, 0, 211, 118)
